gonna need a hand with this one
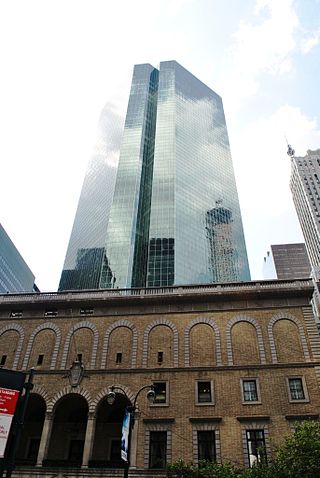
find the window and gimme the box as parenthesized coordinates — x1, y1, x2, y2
(149, 431, 167, 469)
(287, 377, 308, 402)
(196, 381, 213, 404)
(37, 354, 44, 365)
(77, 353, 82, 362)
(241, 379, 260, 403)
(44, 309, 57, 317)
(153, 382, 167, 404)
(116, 352, 122, 364)
(157, 351, 163, 364)
(197, 431, 216, 462)
(246, 430, 266, 467)
(80, 308, 94, 315)
(0, 355, 7, 366)
(10, 310, 22, 318)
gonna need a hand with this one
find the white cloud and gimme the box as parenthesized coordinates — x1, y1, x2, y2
(300, 28, 320, 53)
(233, 105, 320, 217)
(232, 0, 298, 76)
(218, 0, 300, 112)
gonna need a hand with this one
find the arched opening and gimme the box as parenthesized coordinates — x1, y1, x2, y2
(44, 394, 88, 467)
(90, 393, 130, 468)
(16, 394, 46, 465)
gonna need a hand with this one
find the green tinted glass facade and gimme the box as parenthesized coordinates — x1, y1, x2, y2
(59, 61, 250, 291)
(147, 61, 250, 286)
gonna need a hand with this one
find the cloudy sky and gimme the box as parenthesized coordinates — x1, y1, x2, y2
(1, 0, 320, 291)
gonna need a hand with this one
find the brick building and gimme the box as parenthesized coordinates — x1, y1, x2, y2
(1, 279, 320, 477)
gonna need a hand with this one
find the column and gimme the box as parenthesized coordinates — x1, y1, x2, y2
(36, 412, 53, 466)
(82, 412, 96, 468)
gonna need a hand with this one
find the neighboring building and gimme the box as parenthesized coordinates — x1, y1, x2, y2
(263, 243, 311, 280)
(1, 279, 320, 476)
(289, 148, 320, 280)
(288, 147, 320, 322)
(59, 61, 250, 291)
(0, 224, 39, 293)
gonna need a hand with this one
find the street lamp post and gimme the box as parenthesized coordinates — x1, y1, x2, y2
(106, 384, 155, 478)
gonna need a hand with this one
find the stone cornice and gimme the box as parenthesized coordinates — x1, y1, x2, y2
(0, 279, 314, 312)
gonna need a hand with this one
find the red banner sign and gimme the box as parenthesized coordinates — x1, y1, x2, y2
(0, 387, 20, 458)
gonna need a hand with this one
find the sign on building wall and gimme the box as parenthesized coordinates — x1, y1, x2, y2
(0, 369, 26, 459)
(0, 388, 20, 457)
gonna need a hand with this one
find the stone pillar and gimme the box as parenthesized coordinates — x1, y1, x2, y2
(36, 412, 53, 466)
(130, 412, 139, 469)
(82, 412, 96, 468)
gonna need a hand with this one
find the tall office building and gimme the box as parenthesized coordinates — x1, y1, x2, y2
(59, 61, 250, 290)
(263, 243, 311, 280)
(289, 148, 320, 280)
(0, 224, 39, 293)
(288, 147, 320, 323)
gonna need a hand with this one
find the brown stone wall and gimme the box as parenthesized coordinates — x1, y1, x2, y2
(0, 283, 319, 472)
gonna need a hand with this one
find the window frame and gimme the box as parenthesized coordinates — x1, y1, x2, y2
(286, 376, 309, 403)
(150, 381, 169, 407)
(240, 378, 261, 405)
(195, 380, 214, 406)
(197, 430, 216, 463)
(246, 429, 267, 468)
(148, 430, 167, 469)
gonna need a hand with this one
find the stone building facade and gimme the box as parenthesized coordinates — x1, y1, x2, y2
(1, 279, 320, 477)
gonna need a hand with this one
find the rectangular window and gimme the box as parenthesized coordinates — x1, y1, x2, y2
(80, 308, 94, 315)
(44, 310, 57, 317)
(246, 430, 266, 467)
(77, 353, 82, 363)
(153, 382, 167, 404)
(149, 431, 167, 469)
(242, 379, 259, 402)
(157, 351, 163, 364)
(37, 354, 44, 365)
(196, 381, 213, 404)
(0, 355, 7, 366)
(288, 378, 306, 401)
(197, 431, 216, 462)
(10, 310, 22, 318)
(116, 352, 122, 364)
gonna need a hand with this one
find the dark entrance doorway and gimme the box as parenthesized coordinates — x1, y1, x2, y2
(90, 393, 130, 468)
(45, 394, 88, 467)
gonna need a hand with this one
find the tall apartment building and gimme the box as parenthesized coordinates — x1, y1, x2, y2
(0, 224, 39, 293)
(59, 61, 250, 291)
(263, 243, 311, 280)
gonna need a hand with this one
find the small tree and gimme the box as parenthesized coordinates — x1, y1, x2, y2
(167, 460, 242, 478)
(274, 420, 320, 478)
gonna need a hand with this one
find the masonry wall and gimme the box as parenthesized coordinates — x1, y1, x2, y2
(0, 281, 320, 474)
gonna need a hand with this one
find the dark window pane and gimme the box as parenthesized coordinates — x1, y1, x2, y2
(0, 355, 7, 366)
(198, 431, 216, 462)
(246, 430, 266, 467)
(197, 382, 212, 403)
(243, 380, 258, 401)
(37, 354, 44, 365)
(289, 378, 305, 400)
(149, 431, 167, 469)
(154, 382, 166, 403)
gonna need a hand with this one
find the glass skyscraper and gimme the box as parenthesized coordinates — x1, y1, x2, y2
(59, 61, 250, 290)
(0, 224, 39, 293)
